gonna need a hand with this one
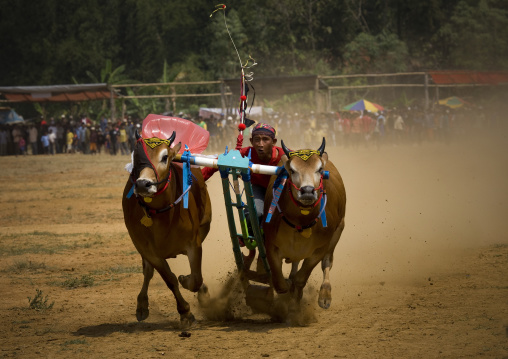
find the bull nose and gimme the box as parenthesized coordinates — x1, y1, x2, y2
(136, 179, 153, 189)
(300, 186, 315, 196)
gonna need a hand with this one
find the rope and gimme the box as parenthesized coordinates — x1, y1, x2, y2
(210, 4, 257, 130)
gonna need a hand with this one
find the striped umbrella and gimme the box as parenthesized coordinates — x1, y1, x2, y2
(438, 96, 469, 109)
(343, 99, 384, 112)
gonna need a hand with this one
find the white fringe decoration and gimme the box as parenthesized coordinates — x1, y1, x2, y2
(125, 152, 134, 173)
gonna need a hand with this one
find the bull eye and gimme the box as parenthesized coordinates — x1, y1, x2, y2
(161, 154, 168, 163)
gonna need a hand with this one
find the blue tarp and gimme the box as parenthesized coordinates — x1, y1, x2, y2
(0, 109, 24, 124)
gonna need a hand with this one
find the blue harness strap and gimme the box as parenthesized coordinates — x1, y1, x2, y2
(126, 184, 135, 199)
(265, 167, 287, 223)
(182, 145, 192, 209)
(319, 191, 327, 227)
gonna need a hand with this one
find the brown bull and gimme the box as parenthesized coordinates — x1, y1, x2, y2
(122, 131, 212, 327)
(263, 138, 346, 309)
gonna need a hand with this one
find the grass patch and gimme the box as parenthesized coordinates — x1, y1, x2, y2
(28, 289, 54, 311)
(90, 266, 140, 283)
(107, 265, 140, 274)
(35, 327, 61, 336)
(63, 339, 88, 345)
(0, 244, 63, 256)
(6, 260, 47, 273)
(0, 232, 106, 256)
(0, 243, 80, 256)
(61, 275, 95, 288)
(61, 339, 89, 351)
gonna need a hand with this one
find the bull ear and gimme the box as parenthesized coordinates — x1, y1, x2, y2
(321, 152, 328, 167)
(280, 140, 290, 158)
(167, 131, 176, 146)
(135, 129, 141, 140)
(317, 137, 326, 156)
(171, 142, 182, 156)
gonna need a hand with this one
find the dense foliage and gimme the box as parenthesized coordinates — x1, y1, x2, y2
(1, 0, 507, 86)
(0, 0, 507, 118)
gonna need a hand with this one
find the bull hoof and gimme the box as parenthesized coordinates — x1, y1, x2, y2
(178, 275, 189, 289)
(197, 283, 210, 307)
(136, 293, 150, 321)
(318, 283, 332, 309)
(179, 274, 202, 292)
(180, 312, 196, 329)
(274, 278, 291, 294)
(136, 307, 149, 321)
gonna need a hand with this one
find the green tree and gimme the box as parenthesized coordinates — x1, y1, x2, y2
(437, 0, 508, 70)
(342, 32, 409, 74)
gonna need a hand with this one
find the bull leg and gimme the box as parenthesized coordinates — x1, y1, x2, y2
(178, 244, 204, 292)
(292, 253, 324, 303)
(318, 255, 333, 309)
(289, 261, 299, 280)
(266, 246, 290, 294)
(151, 257, 194, 328)
(319, 220, 344, 309)
(136, 257, 154, 321)
(178, 244, 210, 309)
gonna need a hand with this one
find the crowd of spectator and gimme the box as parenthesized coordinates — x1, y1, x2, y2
(0, 114, 141, 156)
(0, 106, 500, 157)
(202, 105, 499, 152)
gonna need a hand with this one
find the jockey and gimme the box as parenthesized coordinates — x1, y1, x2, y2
(201, 122, 284, 226)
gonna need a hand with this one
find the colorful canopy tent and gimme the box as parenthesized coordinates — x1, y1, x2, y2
(0, 84, 114, 102)
(343, 99, 384, 112)
(429, 71, 508, 85)
(437, 96, 469, 109)
(0, 108, 23, 124)
(141, 114, 209, 154)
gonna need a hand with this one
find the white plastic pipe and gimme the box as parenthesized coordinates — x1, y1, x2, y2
(175, 154, 280, 175)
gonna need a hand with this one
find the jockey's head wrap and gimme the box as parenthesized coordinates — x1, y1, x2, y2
(251, 123, 276, 139)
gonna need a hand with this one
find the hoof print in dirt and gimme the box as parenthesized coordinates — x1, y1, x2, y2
(179, 331, 191, 338)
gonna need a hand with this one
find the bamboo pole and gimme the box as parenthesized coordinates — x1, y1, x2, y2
(121, 93, 232, 99)
(319, 72, 426, 79)
(111, 81, 222, 88)
(328, 84, 425, 90)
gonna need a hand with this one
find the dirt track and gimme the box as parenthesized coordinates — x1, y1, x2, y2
(0, 132, 507, 358)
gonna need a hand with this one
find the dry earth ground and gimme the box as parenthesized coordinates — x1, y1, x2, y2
(0, 132, 507, 358)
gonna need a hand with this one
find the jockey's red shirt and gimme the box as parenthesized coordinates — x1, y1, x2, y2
(201, 145, 284, 189)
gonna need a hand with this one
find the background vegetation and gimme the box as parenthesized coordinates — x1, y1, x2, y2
(0, 0, 507, 117)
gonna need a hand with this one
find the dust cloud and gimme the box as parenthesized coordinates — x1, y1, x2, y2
(170, 128, 508, 319)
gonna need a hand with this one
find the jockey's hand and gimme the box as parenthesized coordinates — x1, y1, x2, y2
(236, 133, 243, 150)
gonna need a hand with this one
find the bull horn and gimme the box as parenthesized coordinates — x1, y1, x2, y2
(167, 131, 176, 146)
(281, 140, 290, 158)
(317, 137, 326, 156)
(135, 129, 142, 140)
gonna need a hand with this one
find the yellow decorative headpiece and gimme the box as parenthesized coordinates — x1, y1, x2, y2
(143, 138, 172, 149)
(288, 150, 321, 161)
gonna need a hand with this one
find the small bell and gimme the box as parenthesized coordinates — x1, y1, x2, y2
(300, 228, 312, 238)
(140, 215, 153, 227)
